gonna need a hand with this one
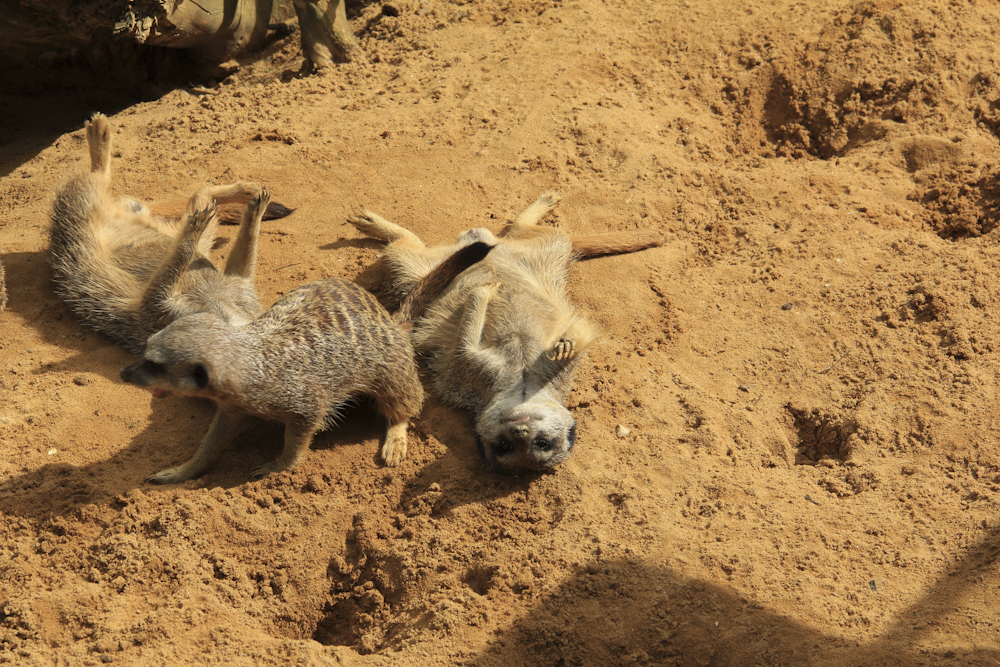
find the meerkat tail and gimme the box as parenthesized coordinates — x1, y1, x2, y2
(394, 241, 495, 328)
(571, 231, 665, 258)
(149, 199, 295, 224)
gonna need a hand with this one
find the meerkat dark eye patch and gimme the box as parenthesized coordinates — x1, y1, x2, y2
(495, 437, 513, 456)
(142, 360, 166, 375)
(192, 364, 209, 389)
(533, 436, 553, 452)
(567, 422, 577, 451)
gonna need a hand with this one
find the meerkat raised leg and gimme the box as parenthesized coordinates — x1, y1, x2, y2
(500, 190, 562, 239)
(249, 416, 325, 480)
(87, 113, 114, 180)
(182, 181, 262, 257)
(135, 203, 217, 323)
(146, 410, 246, 484)
(348, 210, 426, 248)
(348, 210, 448, 300)
(224, 188, 270, 279)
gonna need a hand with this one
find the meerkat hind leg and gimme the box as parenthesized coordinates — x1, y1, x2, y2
(502, 191, 561, 238)
(86, 113, 113, 179)
(348, 210, 426, 249)
(249, 417, 321, 480)
(147, 410, 245, 484)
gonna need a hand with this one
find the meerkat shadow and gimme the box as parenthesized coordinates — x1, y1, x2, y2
(0, 395, 222, 520)
(403, 399, 547, 511)
(319, 238, 383, 252)
(1, 250, 110, 364)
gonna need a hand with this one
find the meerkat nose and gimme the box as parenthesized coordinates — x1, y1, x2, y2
(511, 424, 530, 438)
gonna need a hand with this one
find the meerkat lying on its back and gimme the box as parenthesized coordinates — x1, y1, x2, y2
(119, 241, 494, 483)
(49, 113, 289, 354)
(348, 192, 664, 473)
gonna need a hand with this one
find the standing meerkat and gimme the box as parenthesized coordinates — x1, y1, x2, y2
(119, 241, 494, 483)
(49, 112, 289, 354)
(348, 192, 664, 472)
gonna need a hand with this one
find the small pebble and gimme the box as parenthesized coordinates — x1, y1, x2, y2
(616, 424, 631, 437)
(780, 303, 793, 310)
(47, 448, 57, 455)
(428, 482, 441, 492)
(72, 375, 91, 386)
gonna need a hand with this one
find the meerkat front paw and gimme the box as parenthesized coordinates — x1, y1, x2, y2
(546, 338, 576, 361)
(381, 422, 409, 467)
(482, 281, 502, 300)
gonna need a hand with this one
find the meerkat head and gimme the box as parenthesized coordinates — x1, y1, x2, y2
(475, 393, 576, 472)
(456, 227, 498, 247)
(120, 314, 245, 401)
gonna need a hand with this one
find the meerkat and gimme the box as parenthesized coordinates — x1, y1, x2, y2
(119, 241, 494, 483)
(347, 191, 664, 472)
(49, 112, 289, 354)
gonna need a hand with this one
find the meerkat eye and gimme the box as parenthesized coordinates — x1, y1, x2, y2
(192, 364, 209, 389)
(533, 437, 553, 452)
(567, 423, 577, 449)
(495, 437, 513, 456)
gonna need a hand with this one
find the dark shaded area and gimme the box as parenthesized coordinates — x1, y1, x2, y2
(469, 541, 1000, 667)
(0, 91, 139, 180)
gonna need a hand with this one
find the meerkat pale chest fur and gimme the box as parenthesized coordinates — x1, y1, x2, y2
(348, 191, 664, 472)
(49, 113, 288, 354)
(120, 242, 493, 483)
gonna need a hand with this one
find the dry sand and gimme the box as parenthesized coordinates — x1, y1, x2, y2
(1, 0, 999, 664)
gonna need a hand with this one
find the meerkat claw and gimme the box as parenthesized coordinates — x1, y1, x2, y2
(546, 338, 576, 361)
(145, 467, 186, 485)
(249, 461, 285, 480)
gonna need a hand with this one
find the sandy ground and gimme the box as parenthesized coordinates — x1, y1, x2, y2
(2, 0, 1000, 665)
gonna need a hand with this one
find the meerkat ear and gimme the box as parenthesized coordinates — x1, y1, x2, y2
(193, 364, 210, 390)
